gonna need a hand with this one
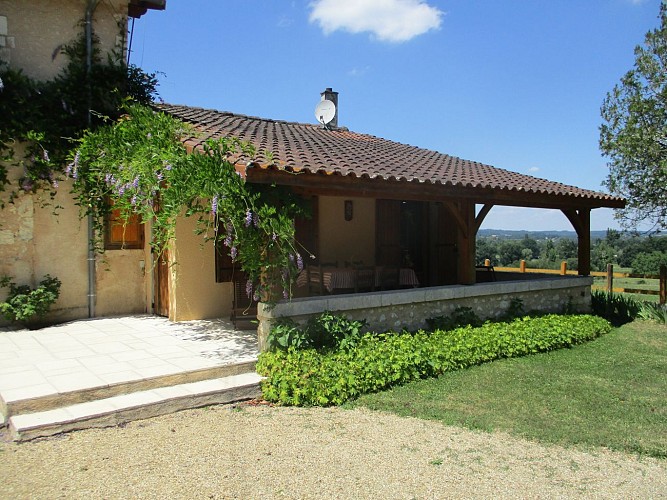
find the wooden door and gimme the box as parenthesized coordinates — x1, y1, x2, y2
(154, 249, 170, 317)
(429, 202, 458, 285)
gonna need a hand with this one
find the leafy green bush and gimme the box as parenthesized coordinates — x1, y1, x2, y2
(631, 251, 667, 275)
(266, 310, 368, 352)
(591, 290, 641, 325)
(426, 306, 482, 331)
(0, 275, 61, 324)
(256, 314, 612, 406)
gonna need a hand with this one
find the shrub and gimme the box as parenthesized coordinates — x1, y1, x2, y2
(426, 306, 482, 331)
(0, 275, 61, 324)
(591, 290, 641, 325)
(638, 302, 667, 324)
(256, 314, 612, 406)
(266, 310, 368, 352)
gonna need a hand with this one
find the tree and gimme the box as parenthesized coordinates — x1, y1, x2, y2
(600, 4, 667, 232)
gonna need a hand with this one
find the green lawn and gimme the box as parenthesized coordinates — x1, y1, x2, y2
(592, 276, 661, 302)
(349, 321, 667, 458)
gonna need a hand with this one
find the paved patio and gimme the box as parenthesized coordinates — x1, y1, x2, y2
(0, 315, 259, 436)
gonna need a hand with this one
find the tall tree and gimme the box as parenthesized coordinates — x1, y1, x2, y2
(600, 3, 667, 232)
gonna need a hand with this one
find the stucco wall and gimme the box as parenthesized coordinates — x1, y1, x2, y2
(257, 276, 593, 351)
(318, 196, 375, 266)
(169, 215, 233, 321)
(0, 0, 127, 80)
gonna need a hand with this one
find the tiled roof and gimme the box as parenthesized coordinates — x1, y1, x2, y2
(158, 104, 624, 207)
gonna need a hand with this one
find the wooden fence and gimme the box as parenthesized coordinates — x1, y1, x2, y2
(486, 259, 666, 304)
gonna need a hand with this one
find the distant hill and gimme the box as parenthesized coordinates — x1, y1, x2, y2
(477, 229, 610, 240)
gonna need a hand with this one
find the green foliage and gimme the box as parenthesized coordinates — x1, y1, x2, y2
(0, 275, 62, 323)
(631, 251, 667, 275)
(638, 302, 667, 324)
(71, 104, 308, 301)
(267, 311, 368, 351)
(426, 306, 482, 331)
(591, 290, 642, 325)
(0, 23, 158, 204)
(599, 4, 667, 232)
(256, 314, 612, 406)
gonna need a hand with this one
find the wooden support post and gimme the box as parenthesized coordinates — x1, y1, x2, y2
(561, 208, 591, 276)
(520, 260, 526, 273)
(606, 263, 614, 293)
(560, 261, 568, 275)
(661, 264, 666, 305)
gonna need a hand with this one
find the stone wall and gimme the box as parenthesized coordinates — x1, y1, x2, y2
(257, 276, 593, 351)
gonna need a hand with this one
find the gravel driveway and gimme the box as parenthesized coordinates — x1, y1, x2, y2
(2, 404, 666, 499)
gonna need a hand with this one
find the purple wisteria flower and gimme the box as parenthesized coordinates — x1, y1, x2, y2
(244, 210, 253, 227)
(245, 279, 253, 299)
(164, 162, 172, 171)
(132, 176, 140, 188)
(289, 253, 295, 264)
(146, 133, 152, 139)
(131, 194, 137, 205)
(252, 212, 259, 227)
(157, 171, 164, 182)
(272, 232, 277, 241)
(223, 235, 232, 247)
(282, 289, 289, 300)
(52, 180, 59, 189)
(211, 195, 218, 215)
(42, 149, 50, 162)
(296, 253, 304, 272)
(230, 246, 238, 260)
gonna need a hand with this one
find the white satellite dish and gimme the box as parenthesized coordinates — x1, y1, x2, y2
(315, 99, 336, 125)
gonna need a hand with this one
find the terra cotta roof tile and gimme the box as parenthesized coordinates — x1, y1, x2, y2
(157, 103, 624, 207)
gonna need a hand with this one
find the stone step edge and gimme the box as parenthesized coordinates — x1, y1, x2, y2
(1, 359, 257, 419)
(10, 372, 264, 441)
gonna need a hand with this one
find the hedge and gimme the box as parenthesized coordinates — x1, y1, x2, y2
(256, 314, 612, 406)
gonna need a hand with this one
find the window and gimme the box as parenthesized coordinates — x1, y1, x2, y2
(105, 207, 144, 250)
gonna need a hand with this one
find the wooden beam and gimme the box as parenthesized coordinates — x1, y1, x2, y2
(474, 204, 494, 234)
(245, 168, 625, 210)
(562, 208, 590, 276)
(442, 201, 469, 239)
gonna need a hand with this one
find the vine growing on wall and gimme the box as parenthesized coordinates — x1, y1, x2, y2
(70, 104, 310, 303)
(0, 24, 158, 206)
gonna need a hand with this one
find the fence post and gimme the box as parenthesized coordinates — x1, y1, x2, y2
(661, 264, 666, 305)
(606, 263, 614, 293)
(560, 261, 567, 276)
(520, 260, 526, 273)
(484, 258, 491, 267)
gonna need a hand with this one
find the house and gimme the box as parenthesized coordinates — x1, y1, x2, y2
(1, 1, 624, 335)
(0, 0, 164, 325)
(152, 95, 624, 342)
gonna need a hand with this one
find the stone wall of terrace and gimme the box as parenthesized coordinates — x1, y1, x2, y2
(256, 276, 593, 351)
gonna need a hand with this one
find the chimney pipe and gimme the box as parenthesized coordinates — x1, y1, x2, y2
(320, 87, 338, 128)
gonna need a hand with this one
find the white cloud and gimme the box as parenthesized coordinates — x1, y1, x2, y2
(309, 0, 443, 43)
(527, 166, 540, 173)
(348, 65, 371, 77)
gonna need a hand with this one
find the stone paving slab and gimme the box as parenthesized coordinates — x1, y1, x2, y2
(0, 315, 258, 414)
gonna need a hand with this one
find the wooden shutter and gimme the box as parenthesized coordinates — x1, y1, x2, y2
(294, 195, 319, 261)
(376, 199, 401, 266)
(105, 207, 144, 250)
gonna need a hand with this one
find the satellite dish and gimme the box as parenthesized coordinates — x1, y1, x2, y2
(315, 99, 336, 125)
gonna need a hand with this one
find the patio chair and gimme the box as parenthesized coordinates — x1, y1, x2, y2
(232, 274, 257, 329)
(377, 266, 399, 290)
(306, 264, 325, 295)
(354, 266, 376, 293)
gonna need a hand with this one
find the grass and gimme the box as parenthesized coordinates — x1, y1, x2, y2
(592, 275, 661, 303)
(349, 321, 667, 458)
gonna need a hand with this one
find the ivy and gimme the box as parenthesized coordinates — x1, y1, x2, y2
(70, 104, 309, 303)
(0, 23, 158, 205)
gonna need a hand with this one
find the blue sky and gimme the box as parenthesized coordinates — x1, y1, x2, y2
(130, 0, 662, 231)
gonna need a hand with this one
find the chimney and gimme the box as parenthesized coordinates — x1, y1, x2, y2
(320, 87, 339, 128)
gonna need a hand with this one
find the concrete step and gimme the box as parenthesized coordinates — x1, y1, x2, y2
(1, 359, 257, 420)
(9, 372, 263, 441)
